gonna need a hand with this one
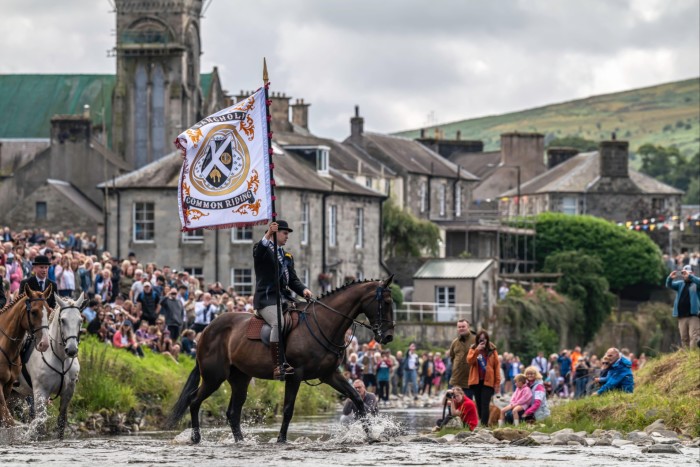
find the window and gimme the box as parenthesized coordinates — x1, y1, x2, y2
(355, 208, 364, 248)
(303, 268, 310, 288)
(231, 226, 253, 243)
(439, 184, 446, 217)
(301, 202, 309, 245)
(561, 196, 578, 215)
(231, 268, 253, 295)
(35, 202, 47, 220)
(455, 184, 462, 217)
(365, 177, 373, 188)
(482, 280, 490, 310)
(435, 285, 456, 322)
(652, 198, 667, 212)
(182, 229, 203, 243)
(316, 148, 329, 174)
(133, 202, 155, 242)
(183, 267, 203, 286)
(328, 205, 337, 247)
(356, 270, 365, 281)
(420, 182, 427, 213)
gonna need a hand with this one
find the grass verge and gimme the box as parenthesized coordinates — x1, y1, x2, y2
(68, 337, 338, 428)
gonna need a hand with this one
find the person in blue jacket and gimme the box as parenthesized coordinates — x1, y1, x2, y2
(665, 264, 700, 349)
(593, 348, 634, 396)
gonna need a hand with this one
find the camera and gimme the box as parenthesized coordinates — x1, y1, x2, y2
(445, 391, 454, 399)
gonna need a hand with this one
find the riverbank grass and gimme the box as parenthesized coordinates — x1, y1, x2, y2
(541, 348, 700, 436)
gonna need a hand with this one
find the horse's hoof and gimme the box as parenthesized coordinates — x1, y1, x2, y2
(233, 433, 244, 442)
(191, 428, 201, 444)
(277, 437, 287, 443)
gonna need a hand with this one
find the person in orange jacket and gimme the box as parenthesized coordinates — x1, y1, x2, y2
(467, 330, 501, 426)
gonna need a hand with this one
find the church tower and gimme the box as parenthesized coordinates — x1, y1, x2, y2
(112, 0, 203, 169)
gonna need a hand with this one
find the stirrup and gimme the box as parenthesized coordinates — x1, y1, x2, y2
(282, 362, 295, 375)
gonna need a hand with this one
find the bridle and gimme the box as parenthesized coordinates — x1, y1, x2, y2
(41, 303, 83, 400)
(0, 295, 50, 367)
(301, 284, 394, 361)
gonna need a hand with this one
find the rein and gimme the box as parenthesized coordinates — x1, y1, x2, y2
(0, 295, 49, 367)
(300, 285, 389, 362)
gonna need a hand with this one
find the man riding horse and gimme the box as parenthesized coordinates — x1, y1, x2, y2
(19, 255, 58, 309)
(253, 220, 312, 380)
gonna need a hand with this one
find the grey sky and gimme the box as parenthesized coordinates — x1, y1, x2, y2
(1, 0, 698, 139)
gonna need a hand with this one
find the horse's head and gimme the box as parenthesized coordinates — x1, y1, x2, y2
(360, 275, 396, 345)
(54, 293, 85, 358)
(22, 284, 50, 352)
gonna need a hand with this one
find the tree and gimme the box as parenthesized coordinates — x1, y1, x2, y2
(638, 144, 697, 196)
(534, 213, 664, 291)
(546, 135, 598, 152)
(382, 199, 441, 257)
(543, 251, 615, 343)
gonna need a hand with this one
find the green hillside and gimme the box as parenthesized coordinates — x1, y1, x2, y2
(397, 78, 700, 157)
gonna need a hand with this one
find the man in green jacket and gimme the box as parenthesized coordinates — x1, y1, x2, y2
(448, 319, 474, 399)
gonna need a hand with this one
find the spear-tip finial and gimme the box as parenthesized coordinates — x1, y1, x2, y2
(263, 57, 269, 84)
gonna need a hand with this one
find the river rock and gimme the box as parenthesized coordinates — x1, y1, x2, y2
(611, 439, 633, 447)
(650, 435, 680, 445)
(410, 436, 439, 444)
(552, 433, 586, 446)
(642, 444, 683, 454)
(551, 428, 574, 437)
(650, 429, 679, 439)
(440, 434, 456, 443)
(443, 417, 463, 429)
(454, 431, 475, 440)
(625, 431, 650, 442)
(511, 436, 540, 447)
(644, 419, 667, 434)
(594, 437, 612, 446)
(573, 431, 588, 438)
(492, 428, 530, 441)
(530, 435, 552, 445)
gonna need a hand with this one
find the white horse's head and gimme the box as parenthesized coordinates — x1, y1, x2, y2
(53, 293, 85, 358)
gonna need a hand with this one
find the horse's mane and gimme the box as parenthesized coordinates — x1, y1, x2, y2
(318, 278, 378, 300)
(0, 292, 27, 315)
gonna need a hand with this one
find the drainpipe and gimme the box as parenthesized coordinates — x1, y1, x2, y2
(471, 278, 477, 328)
(379, 200, 391, 275)
(215, 229, 219, 282)
(322, 182, 335, 274)
(427, 163, 433, 217)
(115, 188, 121, 259)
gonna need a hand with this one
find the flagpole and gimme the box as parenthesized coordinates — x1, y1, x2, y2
(263, 58, 286, 378)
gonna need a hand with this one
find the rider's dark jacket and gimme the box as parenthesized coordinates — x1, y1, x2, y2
(253, 237, 306, 309)
(19, 275, 58, 309)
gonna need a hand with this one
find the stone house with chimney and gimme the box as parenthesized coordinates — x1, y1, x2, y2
(345, 108, 480, 258)
(498, 140, 683, 222)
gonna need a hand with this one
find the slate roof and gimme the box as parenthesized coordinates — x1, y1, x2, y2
(0, 72, 215, 140)
(414, 258, 494, 279)
(47, 179, 103, 222)
(448, 150, 501, 179)
(100, 144, 385, 198)
(358, 133, 478, 180)
(275, 131, 396, 178)
(500, 151, 684, 196)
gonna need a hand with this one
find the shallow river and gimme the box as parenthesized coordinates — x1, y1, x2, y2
(2, 408, 698, 466)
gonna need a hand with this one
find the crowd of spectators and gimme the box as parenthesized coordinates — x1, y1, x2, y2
(1, 227, 256, 362)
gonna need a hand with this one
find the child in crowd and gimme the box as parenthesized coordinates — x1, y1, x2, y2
(498, 374, 532, 426)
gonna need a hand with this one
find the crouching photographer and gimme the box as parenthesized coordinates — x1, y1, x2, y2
(434, 386, 478, 431)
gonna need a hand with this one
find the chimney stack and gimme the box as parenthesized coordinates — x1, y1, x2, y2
(350, 105, 364, 143)
(291, 98, 310, 131)
(599, 140, 629, 178)
(500, 132, 545, 182)
(51, 114, 91, 144)
(547, 147, 579, 169)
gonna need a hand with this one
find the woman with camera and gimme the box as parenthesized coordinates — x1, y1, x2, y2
(434, 386, 478, 431)
(466, 330, 501, 427)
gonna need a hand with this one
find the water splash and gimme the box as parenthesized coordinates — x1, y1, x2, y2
(327, 414, 406, 444)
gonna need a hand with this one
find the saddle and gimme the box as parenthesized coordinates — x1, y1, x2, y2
(246, 311, 300, 346)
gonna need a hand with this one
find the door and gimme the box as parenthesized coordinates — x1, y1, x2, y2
(435, 286, 456, 322)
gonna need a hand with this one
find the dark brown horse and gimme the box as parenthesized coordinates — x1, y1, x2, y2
(168, 276, 395, 443)
(0, 285, 51, 427)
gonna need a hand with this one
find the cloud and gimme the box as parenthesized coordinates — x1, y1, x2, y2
(1, 0, 697, 139)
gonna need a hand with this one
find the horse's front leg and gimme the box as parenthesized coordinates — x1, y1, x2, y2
(277, 377, 301, 443)
(322, 371, 376, 442)
(57, 380, 76, 440)
(0, 381, 16, 427)
(32, 387, 50, 437)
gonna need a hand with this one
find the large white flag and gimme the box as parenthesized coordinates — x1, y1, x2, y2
(175, 88, 272, 231)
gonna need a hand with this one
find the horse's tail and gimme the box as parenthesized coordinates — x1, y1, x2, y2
(166, 362, 200, 428)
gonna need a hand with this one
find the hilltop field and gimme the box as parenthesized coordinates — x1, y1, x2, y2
(397, 78, 700, 159)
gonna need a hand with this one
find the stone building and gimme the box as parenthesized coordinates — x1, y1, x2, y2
(498, 140, 684, 222)
(345, 108, 480, 258)
(100, 138, 387, 292)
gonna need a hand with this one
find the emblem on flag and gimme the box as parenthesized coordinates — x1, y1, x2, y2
(175, 88, 272, 231)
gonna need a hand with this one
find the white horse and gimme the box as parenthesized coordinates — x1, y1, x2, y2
(14, 293, 84, 438)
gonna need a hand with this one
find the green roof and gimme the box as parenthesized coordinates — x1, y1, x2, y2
(0, 74, 115, 139)
(201, 73, 212, 100)
(0, 72, 215, 141)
